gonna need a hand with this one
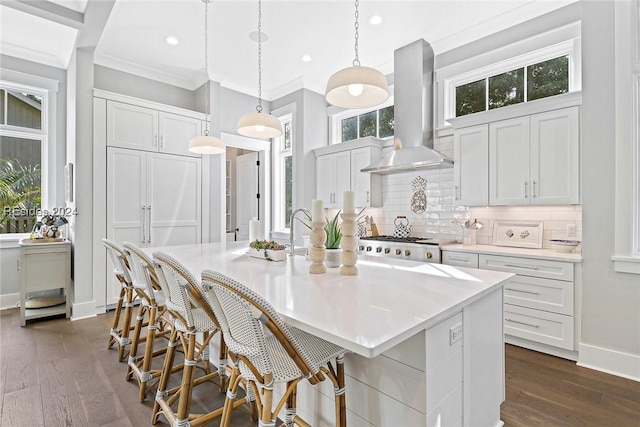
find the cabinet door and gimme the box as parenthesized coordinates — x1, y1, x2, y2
(317, 154, 336, 207)
(334, 151, 351, 208)
(530, 107, 579, 205)
(489, 117, 530, 205)
(454, 124, 489, 206)
(107, 148, 147, 306)
(147, 152, 202, 247)
(158, 112, 202, 157)
(107, 101, 158, 151)
(351, 147, 382, 207)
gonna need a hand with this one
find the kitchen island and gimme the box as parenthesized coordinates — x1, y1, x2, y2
(144, 241, 513, 427)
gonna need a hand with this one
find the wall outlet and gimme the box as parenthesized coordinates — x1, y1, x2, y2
(567, 224, 577, 238)
(450, 323, 463, 345)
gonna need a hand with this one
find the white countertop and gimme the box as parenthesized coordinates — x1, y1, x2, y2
(145, 241, 513, 358)
(442, 243, 583, 263)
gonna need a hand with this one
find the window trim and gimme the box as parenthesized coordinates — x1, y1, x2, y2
(329, 95, 394, 145)
(272, 112, 293, 234)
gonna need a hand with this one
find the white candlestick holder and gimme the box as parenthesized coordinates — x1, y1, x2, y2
(339, 213, 358, 276)
(309, 221, 326, 274)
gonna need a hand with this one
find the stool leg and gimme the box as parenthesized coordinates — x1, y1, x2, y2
(335, 355, 346, 427)
(175, 331, 197, 424)
(138, 303, 158, 402)
(152, 325, 178, 424)
(108, 283, 126, 350)
(261, 373, 275, 427)
(118, 285, 134, 362)
(220, 366, 242, 427)
(285, 381, 297, 427)
(126, 302, 146, 381)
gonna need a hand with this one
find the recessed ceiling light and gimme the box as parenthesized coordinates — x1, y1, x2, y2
(165, 35, 179, 46)
(370, 15, 382, 25)
(249, 31, 268, 42)
(301, 54, 312, 62)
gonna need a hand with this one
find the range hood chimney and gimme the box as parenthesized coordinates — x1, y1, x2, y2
(361, 39, 452, 174)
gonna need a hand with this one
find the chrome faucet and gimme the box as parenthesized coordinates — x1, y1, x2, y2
(289, 208, 311, 256)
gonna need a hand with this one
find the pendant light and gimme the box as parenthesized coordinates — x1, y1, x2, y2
(189, 0, 225, 155)
(325, 0, 389, 109)
(237, 0, 283, 139)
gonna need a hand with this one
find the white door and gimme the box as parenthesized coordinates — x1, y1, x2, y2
(147, 152, 202, 246)
(106, 101, 158, 151)
(454, 124, 489, 206)
(351, 147, 373, 208)
(530, 107, 579, 205)
(158, 112, 202, 157)
(106, 147, 147, 305)
(334, 151, 352, 208)
(236, 152, 259, 241)
(489, 117, 530, 205)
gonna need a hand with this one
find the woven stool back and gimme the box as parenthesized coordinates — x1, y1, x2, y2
(151, 251, 198, 328)
(102, 238, 131, 283)
(122, 242, 158, 304)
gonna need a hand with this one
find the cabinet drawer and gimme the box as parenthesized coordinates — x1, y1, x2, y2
(504, 275, 574, 315)
(479, 254, 573, 281)
(442, 251, 479, 268)
(504, 304, 574, 350)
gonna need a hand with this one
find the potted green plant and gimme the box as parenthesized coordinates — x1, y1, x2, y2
(324, 210, 343, 267)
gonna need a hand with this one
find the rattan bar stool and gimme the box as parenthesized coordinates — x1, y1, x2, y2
(151, 251, 249, 427)
(122, 242, 172, 402)
(201, 270, 349, 427)
(102, 238, 136, 362)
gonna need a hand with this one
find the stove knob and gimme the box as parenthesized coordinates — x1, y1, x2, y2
(358, 245, 364, 251)
(404, 249, 411, 257)
(376, 247, 382, 253)
(366, 246, 372, 252)
(395, 249, 402, 255)
(384, 248, 390, 254)
(425, 252, 433, 259)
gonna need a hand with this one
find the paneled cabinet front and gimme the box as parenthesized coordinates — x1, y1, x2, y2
(453, 124, 489, 206)
(106, 101, 202, 157)
(316, 151, 351, 208)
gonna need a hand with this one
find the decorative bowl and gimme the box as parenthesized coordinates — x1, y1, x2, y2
(549, 239, 581, 253)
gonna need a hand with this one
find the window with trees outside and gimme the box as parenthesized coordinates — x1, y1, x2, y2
(339, 104, 394, 143)
(273, 114, 293, 231)
(0, 84, 46, 235)
(455, 55, 569, 117)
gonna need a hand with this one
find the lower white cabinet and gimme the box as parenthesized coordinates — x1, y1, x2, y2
(106, 147, 202, 306)
(442, 251, 479, 268)
(19, 241, 71, 326)
(478, 254, 578, 355)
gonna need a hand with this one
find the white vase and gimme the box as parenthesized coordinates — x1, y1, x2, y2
(325, 248, 342, 268)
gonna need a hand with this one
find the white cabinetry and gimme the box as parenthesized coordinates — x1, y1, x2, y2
(315, 137, 383, 208)
(453, 125, 489, 206)
(479, 254, 578, 357)
(107, 100, 202, 157)
(442, 251, 479, 268)
(490, 107, 579, 205)
(316, 151, 351, 208)
(19, 241, 71, 326)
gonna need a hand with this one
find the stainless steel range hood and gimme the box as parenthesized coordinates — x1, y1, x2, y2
(361, 39, 453, 174)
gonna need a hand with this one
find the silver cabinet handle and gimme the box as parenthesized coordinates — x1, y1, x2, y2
(506, 318, 540, 328)
(154, 135, 158, 147)
(504, 263, 539, 270)
(532, 180, 537, 198)
(524, 181, 528, 198)
(454, 185, 459, 200)
(505, 287, 540, 295)
(449, 257, 470, 262)
(142, 206, 147, 243)
(147, 205, 151, 244)
(159, 135, 164, 148)
(17, 259, 21, 270)
(366, 190, 370, 203)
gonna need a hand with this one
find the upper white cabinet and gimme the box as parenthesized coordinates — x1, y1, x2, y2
(453, 124, 489, 206)
(490, 107, 579, 205)
(107, 100, 202, 157)
(315, 137, 383, 209)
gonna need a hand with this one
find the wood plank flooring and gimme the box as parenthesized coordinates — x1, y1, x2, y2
(1, 308, 639, 426)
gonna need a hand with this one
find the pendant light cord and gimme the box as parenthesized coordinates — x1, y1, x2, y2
(203, 0, 211, 136)
(353, 0, 360, 67)
(256, 0, 263, 113)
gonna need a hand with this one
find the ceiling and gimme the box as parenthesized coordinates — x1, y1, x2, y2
(2, 0, 578, 100)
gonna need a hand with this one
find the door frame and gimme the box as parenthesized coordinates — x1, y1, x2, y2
(208, 132, 271, 243)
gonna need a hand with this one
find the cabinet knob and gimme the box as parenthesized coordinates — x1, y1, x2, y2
(524, 181, 529, 198)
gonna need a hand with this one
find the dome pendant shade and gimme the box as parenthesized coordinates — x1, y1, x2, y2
(188, 135, 225, 154)
(325, 65, 390, 109)
(237, 112, 283, 139)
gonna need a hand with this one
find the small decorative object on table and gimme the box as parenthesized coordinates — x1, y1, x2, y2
(549, 239, 581, 253)
(309, 199, 326, 274)
(340, 212, 358, 275)
(324, 210, 343, 268)
(249, 240, 287, 261)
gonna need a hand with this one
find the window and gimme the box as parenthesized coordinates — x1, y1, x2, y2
(454, 55, 569, 117)
(332, 102, 394, 144)
(0, 83, 47, 235)
(273, 114, 293, 231)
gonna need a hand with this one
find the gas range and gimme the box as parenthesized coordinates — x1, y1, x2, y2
(358, 235, 448, 263)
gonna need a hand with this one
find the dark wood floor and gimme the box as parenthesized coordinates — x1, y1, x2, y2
(1, 308, 639, 426)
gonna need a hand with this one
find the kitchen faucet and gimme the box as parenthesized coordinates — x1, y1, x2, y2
(289, 208, 311, 257)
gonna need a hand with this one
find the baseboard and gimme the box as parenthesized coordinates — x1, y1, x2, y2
(578, 343, 640, 382)
(505, 335, 579, 361)
(71, 300, 97, 321)
(0, 293, 20, 310)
